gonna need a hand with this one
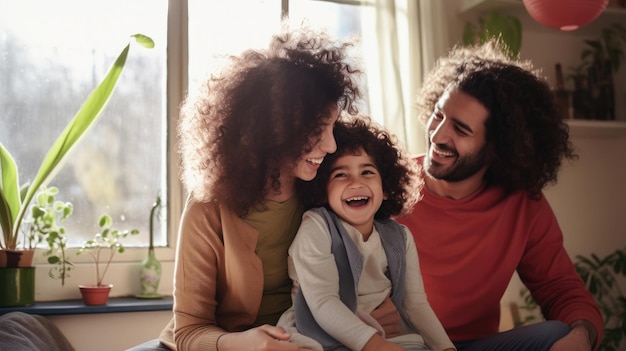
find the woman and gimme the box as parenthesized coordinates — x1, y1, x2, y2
(133, 24, 361, 351)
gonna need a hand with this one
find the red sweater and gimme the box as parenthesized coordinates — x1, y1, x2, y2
(396, 162, 603, 344)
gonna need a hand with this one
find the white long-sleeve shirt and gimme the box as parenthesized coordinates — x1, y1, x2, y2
(286, 210, 454, 351)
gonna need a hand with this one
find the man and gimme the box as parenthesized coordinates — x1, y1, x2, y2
(396, 40, 603, 351)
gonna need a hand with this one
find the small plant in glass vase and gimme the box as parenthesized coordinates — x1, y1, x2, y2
(77, 214, 139, 305)
(137, 194, 163, 299)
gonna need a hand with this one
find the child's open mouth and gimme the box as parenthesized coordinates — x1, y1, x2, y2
(345, 196, 369, 207)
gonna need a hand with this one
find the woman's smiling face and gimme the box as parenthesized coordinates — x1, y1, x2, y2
(291, 104, 339, 182)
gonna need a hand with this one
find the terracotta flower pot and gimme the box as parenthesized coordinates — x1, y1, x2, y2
(78, 284, 113, 306)
(0, 249, 35, 268)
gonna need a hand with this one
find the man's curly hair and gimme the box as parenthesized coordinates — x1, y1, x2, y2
(298, 116, 422, 219)
(178, 24, 361, 216)
(417, 40, 577, 196)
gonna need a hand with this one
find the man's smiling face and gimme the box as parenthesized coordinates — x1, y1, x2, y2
(424, 88, 490, 183)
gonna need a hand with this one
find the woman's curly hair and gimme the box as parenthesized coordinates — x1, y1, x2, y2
(178, 24, 361, 216)
(416, 40, 577, 196)
(298, 116, 422, 219)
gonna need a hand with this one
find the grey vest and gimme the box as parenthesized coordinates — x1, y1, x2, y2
(293, 207, 411, 351)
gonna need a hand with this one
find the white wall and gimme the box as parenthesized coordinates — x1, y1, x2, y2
(49, 311, 172, 351)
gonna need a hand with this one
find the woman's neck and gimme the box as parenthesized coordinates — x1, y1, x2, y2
(265, 174, 296, 203)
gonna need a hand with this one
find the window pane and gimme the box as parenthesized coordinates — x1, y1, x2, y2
(188, 0, 283, 90)
(0, 0, 168, 247)
(288, 0, 376, 117)
(188, 0, 376, 120)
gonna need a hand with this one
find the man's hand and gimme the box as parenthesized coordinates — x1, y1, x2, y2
(217, 324, 312, 351)
(549, 320, 596, 351)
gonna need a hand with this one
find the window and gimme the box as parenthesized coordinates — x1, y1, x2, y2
(1, 0, 413, 300)
(2, 0, 391, 251)
(0, 0, 168, 249)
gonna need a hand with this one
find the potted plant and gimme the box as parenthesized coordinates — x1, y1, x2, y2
(567, 62, 595, 120)
(463, 11, 522, 59)
(582, 23, 626, 73)
(517, 248, 626, 351)
(26, 186, 74, 286)
(76, 214, 139, 306)
(0, 34, 154, 307)
(575, 23, 626, 120)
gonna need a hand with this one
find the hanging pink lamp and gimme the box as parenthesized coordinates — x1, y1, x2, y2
(522, 0, 609, 31)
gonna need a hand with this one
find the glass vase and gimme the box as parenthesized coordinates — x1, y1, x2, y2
(138, 249, 162, 298)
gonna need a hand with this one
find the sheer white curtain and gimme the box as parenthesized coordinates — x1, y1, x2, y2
(364, 0, 451, 155)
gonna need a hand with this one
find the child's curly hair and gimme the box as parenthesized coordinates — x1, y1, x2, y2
(178, 24, 361, 216)
(298, 116, 422, 219)
(417, 40, 577, 196)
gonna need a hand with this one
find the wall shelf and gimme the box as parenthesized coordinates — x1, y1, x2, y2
(0, 296, 173, 316)
(459, 0, 626, 34)
(459, 0, 626, 138)
(567, 120, 626, 138)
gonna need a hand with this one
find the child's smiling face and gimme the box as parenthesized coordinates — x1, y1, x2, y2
(326, 147, 386, 237)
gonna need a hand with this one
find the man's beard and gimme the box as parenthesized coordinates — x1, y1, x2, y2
(425, 144, 489, 182)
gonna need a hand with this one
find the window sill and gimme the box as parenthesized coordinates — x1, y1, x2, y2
(0, 296, 173, 316)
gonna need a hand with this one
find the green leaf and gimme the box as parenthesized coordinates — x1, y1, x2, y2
(131, 34, 155, 49)
(31, 206, 44, 218)
(0, 143, 19, 248)
(462, 23, 476, 46)
(62, 204, 73, 220)
(99, 214, 113, 228)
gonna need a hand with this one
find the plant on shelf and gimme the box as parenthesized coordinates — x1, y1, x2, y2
(76, 213, 139, 305)
(463, 11, 522, 58)
(26, 186, 74, 286)
(79, 214, 140, 287)
(567, 23, 626, 120)
(581, 23, 626, 73)
(517, 248, 626, 351)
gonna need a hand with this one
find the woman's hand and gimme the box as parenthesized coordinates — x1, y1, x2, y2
(216, 324, 312, 351)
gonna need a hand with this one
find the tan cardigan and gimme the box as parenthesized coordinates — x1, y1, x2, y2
(159, 196, 264, 351)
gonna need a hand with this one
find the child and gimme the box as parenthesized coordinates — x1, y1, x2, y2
(279, 116, 455, 351)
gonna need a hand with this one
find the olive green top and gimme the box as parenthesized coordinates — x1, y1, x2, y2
(244, 196, 304, 326)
